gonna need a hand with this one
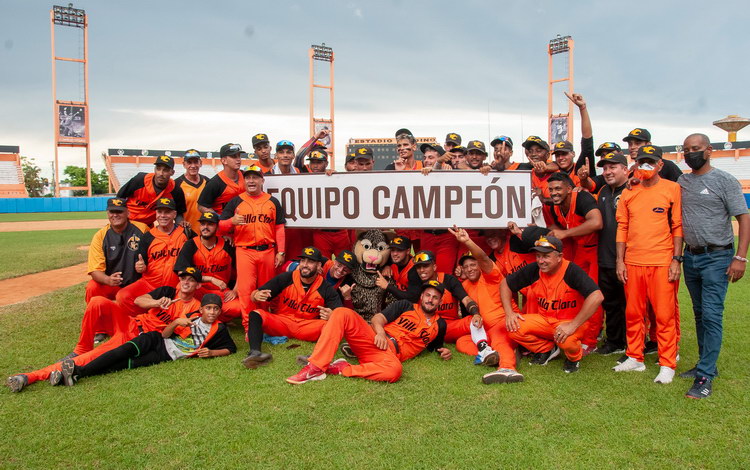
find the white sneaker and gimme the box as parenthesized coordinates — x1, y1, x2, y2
(612, 357, 646, 372)
(482, 368, 524, 384)
(654, 366, 675, 384)
(477, 346, 499, 367)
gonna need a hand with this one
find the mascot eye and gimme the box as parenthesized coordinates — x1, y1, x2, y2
(361, 239, 372, 250)
(377, 245, 384, 251)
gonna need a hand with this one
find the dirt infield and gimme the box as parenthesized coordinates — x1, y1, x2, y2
(0, 262, 88, 307)
(0, 219, 105, 232)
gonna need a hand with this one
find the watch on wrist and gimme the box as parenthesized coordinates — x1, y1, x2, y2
(672, 256, 684, 263)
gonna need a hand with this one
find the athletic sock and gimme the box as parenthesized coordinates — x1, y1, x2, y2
(247, 311, 264, 352)
(470, 323, 488, 346)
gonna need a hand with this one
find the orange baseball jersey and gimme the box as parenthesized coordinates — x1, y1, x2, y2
(532, 171, 552, 198)
(134, 286, 202, 333)
(322, 260, 352, 291)
(87, 220, 149, 287)
(461, 264, 507, 326)
(490, 246, 536, 278)
(548, 190, 599, 257)
(174, 236, 235, 292)
(404, 271, 468, 320)
(247, 159, 275, 174)
(384, 160, 424, 171)
(219, 192, 285, 247)
(506, 259, 600, 321)
(116, 172, 187, 226)
(259, 270, 342, 319)
(174, 174, 209, 232)
(615, 179, 683, 266)
(390, 259, 415, 291)
(198, 171, 244, 214)
(382, 300, 447, 361)
(138, 225, 192, 287)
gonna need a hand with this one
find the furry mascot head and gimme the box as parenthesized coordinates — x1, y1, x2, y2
(350, 229, 391, 321)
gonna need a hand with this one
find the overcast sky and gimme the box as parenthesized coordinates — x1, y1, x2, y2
(1, 0, 748, 173)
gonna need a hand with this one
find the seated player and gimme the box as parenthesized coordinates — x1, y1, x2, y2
(55, 293, 236, 387)
(449, 226, 523, 384)
(286, 281, 452, 384)
(391, 250, 498, 366)
(321, 250, 356, 305)
(502, 235, 603, 374)
(85, 197, 149, 303)
(174, 210, 241, 322)
(116, 198, 193, 315)
(242, 247, 342, 369)
(116, 155, 187, 226)
(5, 267, 203, 392)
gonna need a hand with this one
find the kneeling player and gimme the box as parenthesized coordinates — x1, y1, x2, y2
(242, 247, 342, 369)
(502, 236, 603, 374)
(286, 281, 451, 384)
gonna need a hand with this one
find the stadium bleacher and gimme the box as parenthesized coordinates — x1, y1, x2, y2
(0, 146, 28, 198)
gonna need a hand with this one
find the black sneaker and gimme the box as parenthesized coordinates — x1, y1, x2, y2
(531, 346, 561, 366)
(49, 370, 63, 386)
(616, 353, 629, 364)
(57, 351, 78, 363)
(6, 375, 28, 393)
(60, 358, 78, 386)
(242, 350, 272, 369)
(644, 341, 658, 355)
(93, 333, 109, 344)
(679, 366, 718, 379)
(686, 376, 712, 399)
(563, 359, 580, 374)
(595, 342, 625, 356)
(340, 343, 356, 359)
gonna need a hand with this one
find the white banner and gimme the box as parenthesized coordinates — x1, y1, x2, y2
(264, 170, 532, 229)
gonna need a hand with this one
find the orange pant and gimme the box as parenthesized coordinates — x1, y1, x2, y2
(624, 264, 679, 369)
(256, 310, 326, 342)
(237, 247, 276, 331)
(575, 245, 602, 349)
(444, 316, 476, 356)
(508, 313, 586, 362)
(283, 228, 314, 272)
(84, 280, 120, 303)
(115, 278, 158, 316)
(420, 231, 459, 274)
(308, 307, 403, 382)
(457, 317, 517, 369)
(194, 286, 243, 323)
(313, 230, 353, 260)
(73, 297, 139, 355)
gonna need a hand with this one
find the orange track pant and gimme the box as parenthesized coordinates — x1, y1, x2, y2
(624, 264, 679, 369)
(444, 316, 476, 356)
(313, 230, 353, 260)
(508, 313, 586, 362)
(420, 231, 460, 274)
(308, 307, 403, 383)
(84, 280, 120, 303)
(455, 318, 518, 369)
(236, 247, 276, 332)
(73, 297, 139, 355)
(575, 245, 603, 349)
(256, 310, 326, 342)
(115, 278, 157, 316)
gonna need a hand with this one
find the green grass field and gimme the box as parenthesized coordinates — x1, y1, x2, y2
(0, 229, 97, 280)
(0, 211, 106, 222)
(1, 278, 748, 469)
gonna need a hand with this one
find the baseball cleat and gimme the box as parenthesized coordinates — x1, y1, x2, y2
(538, 345, 561, 365)
(612, 357, 646, 372)
(339, 343, 356, 359)
(242, 350, 272, 369)
(6, 375, 28, 393)
(49, 370, 63, 386)
(60, 358, 78, 386)
(482, 368, 524, 384)
(594, 342, 625, 356)
(286, 363, 326, 385)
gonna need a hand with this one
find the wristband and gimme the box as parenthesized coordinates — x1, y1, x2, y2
(733, 256, 748, 263)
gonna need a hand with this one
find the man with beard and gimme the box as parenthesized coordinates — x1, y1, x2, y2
(677, 133, 750, 399)
(378, 236, 415, 295)
(175, 149, 209, 232)
(175, 211, 241, 322)
(117, 156, 187, 226)
(544, 172, 603, 354)
(242, 247, 342, 369)
(613, 145, 683, 385)
(198, 143, 245, 215)
(286, 281, 451, 384)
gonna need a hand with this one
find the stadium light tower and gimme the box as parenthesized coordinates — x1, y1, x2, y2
(309, 43, 335, 167)
(51, 3, 91, 196)
(713, 115, 750, 143)
(547, 35, 575, 145)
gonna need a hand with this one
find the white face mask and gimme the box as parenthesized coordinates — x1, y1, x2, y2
(638, 163, 655, 171)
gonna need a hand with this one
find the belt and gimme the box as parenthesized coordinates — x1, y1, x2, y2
(685, 243, 733, 255)
(240, 243, 275, 251)
(387, 335, 400, 354)
(423, 229, 448, 235)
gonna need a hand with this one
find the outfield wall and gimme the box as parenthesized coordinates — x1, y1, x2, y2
(0, 196, 108, 213)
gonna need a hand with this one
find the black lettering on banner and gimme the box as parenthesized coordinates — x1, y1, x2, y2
(314, 187, 322, 219)
(373, 186, 389, 219)
(280, 188, 297, 221)
(414, 186, 440, 218)
(343, 187, 359, 219)
(299, 187, 313, 219)
(465, 185, 482, 219)
(445, 186, 462, 218)
(392, 186, 409, 218)
(485, 186, 503, 218)
(507, 186, 526, 218)
(324, 188, 340, 218)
